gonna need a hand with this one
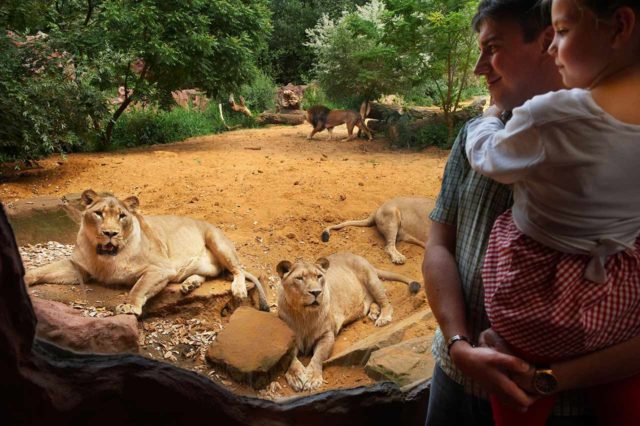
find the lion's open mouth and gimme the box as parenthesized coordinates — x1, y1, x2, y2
(97, 242, 119, 256)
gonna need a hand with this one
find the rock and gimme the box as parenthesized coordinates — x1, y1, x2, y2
(6, 195, 82, 245)
(364, 336, 435, 387)
(205, 306, 295, 389)
(324, 308, 433, 367)
(32, 297, 139, 354)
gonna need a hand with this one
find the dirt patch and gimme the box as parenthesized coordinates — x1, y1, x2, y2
(1, 122, 448, 399)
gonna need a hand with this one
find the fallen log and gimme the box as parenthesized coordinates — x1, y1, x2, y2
(257, 112, 305, 125)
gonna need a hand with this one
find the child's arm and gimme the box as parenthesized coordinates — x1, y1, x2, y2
(483, 328, 640, 394)
(465, 104, 545, 184)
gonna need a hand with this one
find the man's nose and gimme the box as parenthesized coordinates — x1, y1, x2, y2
(474, 53, 488, 76)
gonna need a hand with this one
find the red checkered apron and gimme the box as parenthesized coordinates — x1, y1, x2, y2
(483, 210, 640, 362)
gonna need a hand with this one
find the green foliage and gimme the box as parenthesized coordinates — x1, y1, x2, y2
(240, 71, 277, 113)
(306, 1, 410, 104)
(0, 0, 273, 162)
(389, 117, 463, 150)
(265, 0, 367, 85)
(0, 31, 106, 163)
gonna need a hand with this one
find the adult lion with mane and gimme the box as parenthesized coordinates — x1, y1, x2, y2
(24, 189, 269, 317)
(305, 101, 372, 141)
(276, 252, 420, 391)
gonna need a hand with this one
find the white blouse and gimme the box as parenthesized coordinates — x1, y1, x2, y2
(465, 88, 640, 283)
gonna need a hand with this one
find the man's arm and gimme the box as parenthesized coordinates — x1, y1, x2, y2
(423, 221, 536, 409)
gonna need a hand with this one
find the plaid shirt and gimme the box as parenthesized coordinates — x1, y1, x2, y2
(429, 119, 586, 415)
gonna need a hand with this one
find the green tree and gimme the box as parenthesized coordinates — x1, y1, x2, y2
(385, 0, 479, 141)
(0, 0, 272, 157)
(305, 0, 410, 105)
(265, 0, 366, 85)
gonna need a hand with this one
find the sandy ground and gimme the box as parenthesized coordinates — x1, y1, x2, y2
(0, 122, 449, 397)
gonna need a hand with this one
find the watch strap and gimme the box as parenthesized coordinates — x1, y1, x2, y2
(447, 334, 473, 355)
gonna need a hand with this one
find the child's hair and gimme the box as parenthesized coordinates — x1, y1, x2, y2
(583, 0, 640, 18)
(542, 0, 640, 18)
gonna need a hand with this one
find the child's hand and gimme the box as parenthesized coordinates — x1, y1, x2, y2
(483, 105, 503, 118)
(479, 328, 513, 355)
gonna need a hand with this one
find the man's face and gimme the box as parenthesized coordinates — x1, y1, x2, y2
(474, 18, 560, 110)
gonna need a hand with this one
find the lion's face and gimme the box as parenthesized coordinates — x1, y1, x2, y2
(79, 189, 139, 256)
(277, 258, 330, 309)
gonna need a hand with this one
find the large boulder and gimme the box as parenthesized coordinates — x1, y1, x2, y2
(32, 297, 139, 354)
(206, 306, 296, 389)
(324, 309, 433, 367)
(365, 336, 435, 388)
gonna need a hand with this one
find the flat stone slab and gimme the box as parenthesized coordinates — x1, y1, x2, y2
(206, 306, 295, 389)
(324, 308, 433, 367)
(32, 297, 139, 354)
(365, 336, 435, 387)
(6, 195, 82, 245)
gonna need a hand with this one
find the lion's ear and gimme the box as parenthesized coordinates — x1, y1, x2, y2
(276, 260, 292, 278)
(315, 257, 330, 271)
(123, 196, 140, 212)
(81, 189, 99, 206)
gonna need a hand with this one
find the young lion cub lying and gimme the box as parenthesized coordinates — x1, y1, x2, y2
(24, 189, 269, 317)
(276, 252, 420, 392)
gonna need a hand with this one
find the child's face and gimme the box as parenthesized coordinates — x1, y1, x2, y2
(548, 0, 614, 88)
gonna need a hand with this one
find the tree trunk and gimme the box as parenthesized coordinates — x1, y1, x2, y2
(102, 96, 133, 148)
(257, 112, 305, 125)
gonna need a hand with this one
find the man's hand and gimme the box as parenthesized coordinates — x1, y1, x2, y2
(478, 328, 539, 395)
(450, 341, 537, 410)
(483, 104, 503, 118)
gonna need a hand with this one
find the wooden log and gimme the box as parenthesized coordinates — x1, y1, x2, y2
(257, 112, 305, 125)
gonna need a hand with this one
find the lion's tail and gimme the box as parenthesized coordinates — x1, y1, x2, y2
(375, 268, 421, 295)
(244, 271, 271, 312)
(321, 213, 376, 243)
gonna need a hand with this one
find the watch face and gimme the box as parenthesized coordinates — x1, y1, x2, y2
(533, 370, 559, 395)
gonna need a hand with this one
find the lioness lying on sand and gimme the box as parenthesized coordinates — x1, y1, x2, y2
(276, 252, 420, 391)
(321, 197, 435, 264)
(25, 189, 269, 317)
(305, 101, 373, 141)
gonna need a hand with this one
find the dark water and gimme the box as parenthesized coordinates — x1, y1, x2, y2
(9, 209, 78, 245)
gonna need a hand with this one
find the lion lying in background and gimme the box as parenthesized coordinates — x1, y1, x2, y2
(322, 197, 435, 264)
(276, 252, 420, 392)
(25, 189, 269, 317)
(305, 101, 372, 141)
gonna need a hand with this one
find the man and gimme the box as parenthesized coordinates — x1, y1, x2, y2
(423, 0, 640, 424)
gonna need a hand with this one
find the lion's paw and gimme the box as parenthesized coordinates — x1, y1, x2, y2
(390, 253, 406, 264)
(368, 303, 381, 322)
(231, 278, 248, 299)
(181, 276, 204, 295)
(374, 314, 392, 327)
(115, 303, 142, 317)
(23, 272, 36, 286)
(303, 367, 324, 391)
(285, 366, 308, 392)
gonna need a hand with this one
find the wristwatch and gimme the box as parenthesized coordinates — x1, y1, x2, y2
(447, 334, 473, 355)
(532, 365, 559, 395)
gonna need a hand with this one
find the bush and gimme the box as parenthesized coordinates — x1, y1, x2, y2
(111, 107, 217, 149)
(389, 116, 462, 150)
(240, 71, 277, 113)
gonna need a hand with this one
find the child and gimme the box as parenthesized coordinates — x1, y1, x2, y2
(464, 0, 640, 424)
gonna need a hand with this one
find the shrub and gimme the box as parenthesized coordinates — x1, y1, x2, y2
(240, 71, 276, 114)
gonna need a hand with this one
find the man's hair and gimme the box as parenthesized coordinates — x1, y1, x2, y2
(472, 0, 551, 42)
